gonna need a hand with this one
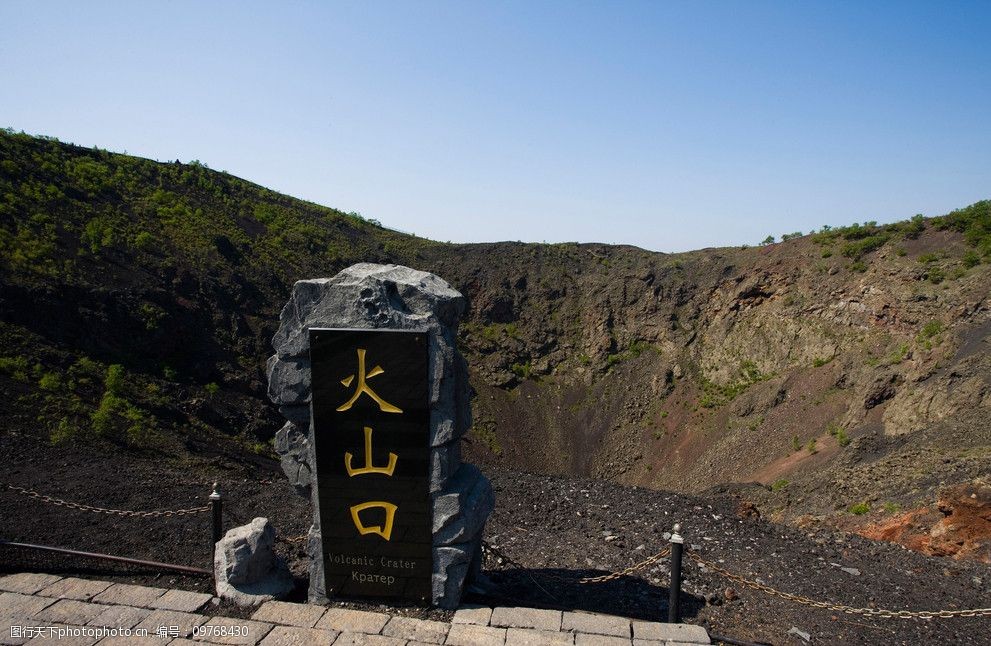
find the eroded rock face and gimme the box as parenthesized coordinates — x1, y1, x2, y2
(859, 481, 991, 563)
(267, 263, 493, 608)
(214, 517, 294, 606)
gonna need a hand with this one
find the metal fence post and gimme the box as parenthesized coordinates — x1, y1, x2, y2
(668, 522, 684, 623)
(209, 483, 222, 567)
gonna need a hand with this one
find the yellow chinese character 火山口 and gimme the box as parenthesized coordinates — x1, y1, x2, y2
(345, 426, 397, 476)
(337, 348, 403, 413)
(350, 501, 397, 540)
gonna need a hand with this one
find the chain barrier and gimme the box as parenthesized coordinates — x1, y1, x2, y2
(481, 538, 991, 620)
(483, 540, 672, 585)
(2, 483, 210, 518)
(10, 476, 988, 620)
(687, 549, 991, 620)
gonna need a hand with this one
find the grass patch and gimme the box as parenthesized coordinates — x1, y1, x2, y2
(916, 320, 943, 350)
(827, 423, 850, 447)
(699, 360, 771, 408)
(510, 361, 534, 380)
(607, 340, 657, 368)
(849, 502, 870, 515)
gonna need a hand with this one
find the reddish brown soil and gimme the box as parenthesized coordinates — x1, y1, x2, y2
(859, 482, 991, 563)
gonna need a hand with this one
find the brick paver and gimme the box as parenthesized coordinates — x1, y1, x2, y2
(444, 623, 506, 646)
(22, 624, 100, 646)
(251, 601, 326, 628)
(0, 616, 51, 646)
(0, 576, 62, 597)
(35, 578, 111, 603)
(505, 627, 573, 645)
(192, 617, 274, 645)
(98, 636, 168, 646)
(85, 604, 150, 629)
(450, 605, 492, 626)
(631, 621, 709, 644)
(150, 590, 213, 613)
(316, 609, 389, 635)
(257, 625, 338, 645)
(491, 607, 562, 632)
(92, 584, 167, 608)
(135, 609, 207, 639)
(381, 616, 449, 644)
(0, 592, 56, 619)
(574, 633, 630, 646)
(330, 633, 405, 646)
(34, 600, 109, 626)
(0, 573, 711, 646)
(561, 611, 630, 638)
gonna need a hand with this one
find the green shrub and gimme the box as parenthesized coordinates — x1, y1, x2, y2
(895, 247, 907, 257)
(821, 249, 833, 258)
(926, 266, 945, 284)
(38, 371, 61, 391)
(80, 216, 116, 254)
(0, 355, 30, 381)
(849, 502, 870, 515)
(916, 320, 943, 349)
(49, 417, 77, 445)
(607, 341, 656, 367)
(903, 214, 926, 239)
(806, 438, 818, 454)
(761, 235, 775, 245)
(849, 260, 867, 273)
(91, 392, 122, 435)
(828, 423, 850, 447)
(133, 231, 155, 251)
(932, 201, 991, 256)
(510, 361, 534, 380)
(791, 435, 801, 452)
(882, 502, 901, 514)
(471, 420, 502, 455)
(698, 360, 770, 408)
(771, 479, 789, 492)
(841, 234, 889, 259)
(885, 343, 909, 365)
(205, 382, 220, 396)
(137, 302, 165, 330)
(812, 356, 832, 367)
(963, 250, 981, 268)
(104, 364, 125, 395)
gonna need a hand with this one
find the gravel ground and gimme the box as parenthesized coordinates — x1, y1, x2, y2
(2, 432, 989, 644)
(480, 472, 991, 645)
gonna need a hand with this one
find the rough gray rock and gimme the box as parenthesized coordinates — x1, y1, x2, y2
(268, 263, 493, 609)
(273, 421, 312, 498)
(214, 517, 293, 606)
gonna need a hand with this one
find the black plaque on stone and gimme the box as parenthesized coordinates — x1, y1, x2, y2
(309, 328, 431, 603)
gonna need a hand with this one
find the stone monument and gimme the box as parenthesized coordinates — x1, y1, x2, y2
(267, 263, 494, 609)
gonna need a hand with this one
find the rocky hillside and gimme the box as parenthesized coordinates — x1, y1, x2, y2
(1, 129, 989, 561)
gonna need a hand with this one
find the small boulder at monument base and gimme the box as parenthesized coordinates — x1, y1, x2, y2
(214, 517, 294, 606)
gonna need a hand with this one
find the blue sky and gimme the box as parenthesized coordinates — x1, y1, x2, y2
(1, 1, 988, 252)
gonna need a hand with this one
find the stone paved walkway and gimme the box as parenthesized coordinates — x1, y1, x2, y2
(0, 573, 710, 646)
